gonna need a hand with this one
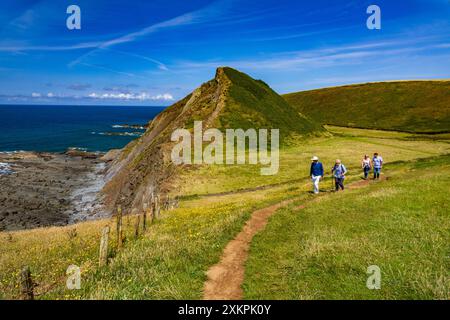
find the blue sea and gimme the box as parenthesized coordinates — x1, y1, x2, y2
(0, 105, 166, 152)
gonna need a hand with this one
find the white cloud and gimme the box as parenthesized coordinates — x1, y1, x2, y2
(19, 91, 174, 102)
(87, 92, 173, 101)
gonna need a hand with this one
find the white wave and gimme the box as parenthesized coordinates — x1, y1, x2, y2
(67, 147, 88, 152)
(0, 162, 14, 175)
(92, 131, 143, 137)
(112, 124, 146, 129)
(0, 150, 25, 154)
(67, 162, 109, 223)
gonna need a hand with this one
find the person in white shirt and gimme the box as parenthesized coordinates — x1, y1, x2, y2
(361, 155, 371, 180)
(372, 152, 383, 180)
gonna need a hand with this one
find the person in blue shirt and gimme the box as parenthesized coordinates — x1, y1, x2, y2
(372, 152, 383, 179)
(310, 156, 324, 194)
(331, 159, 348, 191)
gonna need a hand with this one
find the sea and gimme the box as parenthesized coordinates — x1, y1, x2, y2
(0, 104, 166, 152)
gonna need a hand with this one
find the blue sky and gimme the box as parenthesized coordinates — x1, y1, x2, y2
(1, 0, 450, 105)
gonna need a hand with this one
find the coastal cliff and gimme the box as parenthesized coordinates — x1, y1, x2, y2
(101, 67, 324, 213)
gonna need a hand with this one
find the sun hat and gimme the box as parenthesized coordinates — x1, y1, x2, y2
(311, 156, 319, 161)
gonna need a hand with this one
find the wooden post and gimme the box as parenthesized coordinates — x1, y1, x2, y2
(153, 195, 158, 220)
(151, 192, 155, 223)
(134, 215, 140, 239)
(131, 208, 138, 238)
(116, 206, 123, 249)
(142, 200, 147, 232)
(155, 195, 161, 219)
(99, 226, 110, 267)
(20, 266, 34, 300)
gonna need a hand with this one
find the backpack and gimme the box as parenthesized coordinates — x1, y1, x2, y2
(333, 164, 347, 178)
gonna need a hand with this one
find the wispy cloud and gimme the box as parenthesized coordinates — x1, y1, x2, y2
(0, 0, 228, 65)
(101, 48, 169, 71)
(9, 9, 36, 30)
(68, 0, 230, 68)
(0, 41, 104, 52)
(67, 83, 92, 91)
(78, 62, 137, 77)
(171, 35, 450, 72)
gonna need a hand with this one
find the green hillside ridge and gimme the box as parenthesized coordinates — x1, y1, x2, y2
(217, 67, 323, 135)
(283, 80, 450, 133)
(102, 67, 323, 213)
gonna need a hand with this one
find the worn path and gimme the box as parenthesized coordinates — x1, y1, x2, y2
(203, 176, 387, 300)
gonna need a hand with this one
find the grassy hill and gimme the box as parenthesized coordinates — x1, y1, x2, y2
(217, 67, 322, 135)
(283, 81, 450, 133)
(102, 67, 323, 213)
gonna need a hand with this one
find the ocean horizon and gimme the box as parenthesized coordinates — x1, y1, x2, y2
(0, 104, 166, 153)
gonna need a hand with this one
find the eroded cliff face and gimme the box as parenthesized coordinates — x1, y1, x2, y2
(101, 68, 231, 213)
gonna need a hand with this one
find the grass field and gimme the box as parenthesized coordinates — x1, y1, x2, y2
(0, 180, 305, 299)
(0, 127, 448, 299)
(174, 126, 450, 196)
(244, 156, 450, 299)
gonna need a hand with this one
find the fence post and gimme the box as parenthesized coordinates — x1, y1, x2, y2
(156, 195, 161, 219)
(151, 192, 155, 223)
(131, 208, 138, 238)
(153, 195, 159, 220)
(116, 206, 123, 249)
(134, 214, 140, 239)
(142, 200, 147, 232)
(20, 266, 34, 300)
(99, 226, 110, 267)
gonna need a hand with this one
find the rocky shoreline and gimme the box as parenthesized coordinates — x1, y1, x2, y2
(0, 151, 110, 231)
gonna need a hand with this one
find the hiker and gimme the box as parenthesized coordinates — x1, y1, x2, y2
(310, 156, 324, 194)
(372, 152, 383, 179)
(331, 159, 347, 191)
(361, 155, 372, 180)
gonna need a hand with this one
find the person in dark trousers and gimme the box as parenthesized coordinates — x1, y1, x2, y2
(372, 152, 383, 179)
(361, 154, 371, 180)
(331, 159, 347, 191)
(310, 156, 324, 194)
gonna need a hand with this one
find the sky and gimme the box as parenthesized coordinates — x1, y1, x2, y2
(0, 0, 450, 106)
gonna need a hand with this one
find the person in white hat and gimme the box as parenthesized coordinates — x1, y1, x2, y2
(310, 156, 324, 194)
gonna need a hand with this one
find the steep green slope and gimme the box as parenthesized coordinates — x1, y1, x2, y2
(218, 67, 322, 135)
(283, 81, 450, 133)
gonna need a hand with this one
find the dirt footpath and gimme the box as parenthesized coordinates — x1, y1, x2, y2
(203, 176, 387, 300)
